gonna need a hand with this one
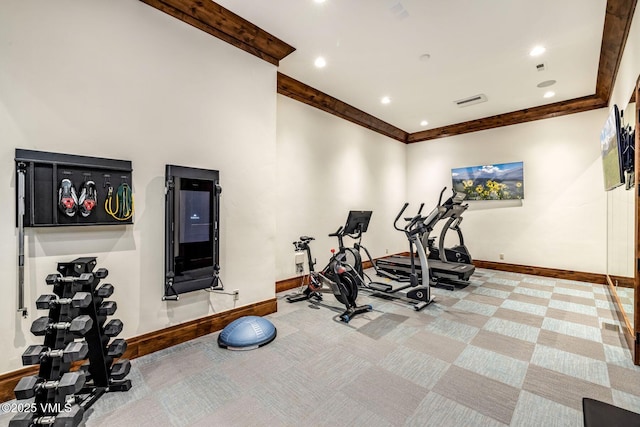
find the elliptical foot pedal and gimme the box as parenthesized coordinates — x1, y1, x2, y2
(368, 282, 393, 292)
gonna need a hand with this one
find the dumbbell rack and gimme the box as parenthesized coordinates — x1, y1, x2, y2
(10, 257, 131, 427)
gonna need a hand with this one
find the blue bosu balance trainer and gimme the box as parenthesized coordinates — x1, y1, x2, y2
(217, 316, 277, 351)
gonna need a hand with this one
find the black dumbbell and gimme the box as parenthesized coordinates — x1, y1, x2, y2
(9, 404, 84, 427)
(45, 273, 93, 286)
(14, 372, 85, 400)
(95, 283, 114, 298)
(110, 359, 131, 380)
(103, 319, 123, 337)
(36, 292, 92, 310)
(22, 341, 88, 365)
(98, 301, 117, 316)
(31, 315, 93, 337)
(107, 339, 127, 358)
(94, 268, 108, 279)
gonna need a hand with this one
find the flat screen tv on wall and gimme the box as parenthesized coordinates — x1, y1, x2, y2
(600, 104, 624, 191)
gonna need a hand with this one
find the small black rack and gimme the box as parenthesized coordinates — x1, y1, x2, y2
(15, 149, 133, 227)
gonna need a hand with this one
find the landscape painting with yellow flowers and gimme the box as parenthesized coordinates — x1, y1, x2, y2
(451, 162, 524, 200)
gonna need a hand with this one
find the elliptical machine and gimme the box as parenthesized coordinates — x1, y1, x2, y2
(426, 189, 473, 265)
(358, 204, 434, 310)
(286, 232, 373, 323)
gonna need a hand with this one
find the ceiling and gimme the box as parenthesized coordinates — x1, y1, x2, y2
(141, 0, 636, 141)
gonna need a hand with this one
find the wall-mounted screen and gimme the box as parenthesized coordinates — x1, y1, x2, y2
(600, 104, 624, 191)
(164, 165, 221, 300)
(451, 161, 524, 200)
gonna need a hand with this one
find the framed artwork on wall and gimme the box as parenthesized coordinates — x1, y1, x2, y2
(451, 161, 524, 200)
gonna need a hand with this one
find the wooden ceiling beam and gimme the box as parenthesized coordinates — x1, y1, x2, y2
(407, 95, 607, 143)
(595, 0, 637, 102)
(277, 73, 408, 142)
(139, 0, 295, 66)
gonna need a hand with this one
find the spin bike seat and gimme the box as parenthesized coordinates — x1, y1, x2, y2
(299, 236, 315, 242)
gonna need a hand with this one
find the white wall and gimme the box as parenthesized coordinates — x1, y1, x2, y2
(407, 109, 609, 273)
(275, 95, 407, 279)
(0, 1, 277, 374)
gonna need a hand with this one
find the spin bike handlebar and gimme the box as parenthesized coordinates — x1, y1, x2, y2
(328, 227, 344, 238)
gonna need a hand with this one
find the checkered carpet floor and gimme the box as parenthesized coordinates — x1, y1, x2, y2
(2, 268, 638, 426)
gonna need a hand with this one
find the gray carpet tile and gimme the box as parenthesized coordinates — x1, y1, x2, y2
(547, 300, 599, 318)
(519, 281, 556, 293)
(483, 317, 541, 343)
(432, 365, 520, 425)
(7, 268, 638, 427)
(440, 308, 491, 329)
(612, 389, 640, 415)
(404, 329, 468, 363)
(513, 286, 553, 300)
(545, 306, 601, 328)
(500, 298, 548, 316)
(463, 292, 505, 306)
(470, 329, 536, 361)
(425, 316, 480, 343)
(510, 391, 583, 427)
(378, 345, 450, 389)
(522, 364, 614, 411)
(492, 307, 546, 328)
(531, 344, 610, 387)
(551, 292, 598, 307)
(522, 276, 557, 287)
(357, 312, 410, 340)
(453, 344, 529, 388)
(342, 365, 428, 425)
(405, 391, 508, 427)
(541, 317, 602, 342)
(507, 291, 551, 307)
(474, 285, 512, 299)
(303, 390, 394, 427)
(608, 363, 640, 396)
(452, 298, 499, 316)
(536, 329, 607, 361)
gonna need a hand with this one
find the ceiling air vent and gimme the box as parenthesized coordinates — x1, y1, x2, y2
(454, 94, 488, 108)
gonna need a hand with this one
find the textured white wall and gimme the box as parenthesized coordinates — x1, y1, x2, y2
(275, 95, 407, 279)
(0, 0, 277, 373)
(406, 109, 608, 273)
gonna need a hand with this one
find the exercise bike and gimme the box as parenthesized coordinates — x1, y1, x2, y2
(286, 234, 372, 323)
(326, 209, 434, 311)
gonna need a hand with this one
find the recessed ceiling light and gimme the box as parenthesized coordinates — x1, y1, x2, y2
(314, 56, 326, 68)
(381, 96, 391, 104)
(530, 46, 546, 56)
(543, 91, 555, 98)
(314, 0, 326, 3)
(537, 79, 556, 88)
(420, 120, 429, 126)
(419, 53, 431, 62)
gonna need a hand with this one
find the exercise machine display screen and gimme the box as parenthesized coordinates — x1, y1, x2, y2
(174, 178, 214, 276)
(179, 189, 211, 244)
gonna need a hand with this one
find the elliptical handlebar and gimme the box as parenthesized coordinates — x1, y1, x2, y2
(437, 187, 447, 206)
(393, 203, 410, 232)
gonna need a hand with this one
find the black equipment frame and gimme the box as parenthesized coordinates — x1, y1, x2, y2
(164, 164, 222, 300)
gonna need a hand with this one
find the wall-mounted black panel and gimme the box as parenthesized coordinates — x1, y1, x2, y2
(15, 149, 133, 227)
(164, 164, 222, 300)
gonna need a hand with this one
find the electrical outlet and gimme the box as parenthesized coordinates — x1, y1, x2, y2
(499, 253, 504, 260)
(233, 289, 239, 301)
